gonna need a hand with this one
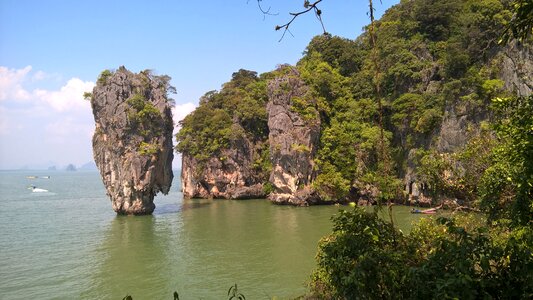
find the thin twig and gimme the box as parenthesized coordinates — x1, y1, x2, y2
(273, 0, 327, 41)
(249, 0, 278, 20)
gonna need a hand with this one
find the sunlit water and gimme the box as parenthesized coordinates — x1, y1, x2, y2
(0, 170, 429, 299)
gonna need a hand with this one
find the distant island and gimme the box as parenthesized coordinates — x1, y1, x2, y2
(79, 161, 97, 171)
(65, 164, 77, 172)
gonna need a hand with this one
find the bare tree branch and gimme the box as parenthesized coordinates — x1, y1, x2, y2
(277, 1, 326, 41)
(256, 0, 327, 41)
(249, 0, 279, 19)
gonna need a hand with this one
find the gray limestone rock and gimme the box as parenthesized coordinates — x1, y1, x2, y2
(500, 41, 532, 97)
(180, 123, 266, 200)
(90, 66, 174, 215)
(266, 67, 321, 206)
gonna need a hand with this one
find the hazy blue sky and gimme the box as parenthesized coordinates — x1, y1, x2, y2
(0, 0, 398, 170)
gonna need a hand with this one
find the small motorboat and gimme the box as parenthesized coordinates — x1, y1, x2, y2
(28, 185, 48, 192)
(41, 176, 50, 179)
(411, 205, 442, 214)
(26, 176, 38, 179)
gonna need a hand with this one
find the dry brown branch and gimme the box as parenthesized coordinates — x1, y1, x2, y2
(257, 0, 327, 41)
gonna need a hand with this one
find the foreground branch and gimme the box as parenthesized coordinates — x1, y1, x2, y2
(257, 0, 327, 41)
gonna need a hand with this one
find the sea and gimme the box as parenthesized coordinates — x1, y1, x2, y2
(0, 170, 426, 299)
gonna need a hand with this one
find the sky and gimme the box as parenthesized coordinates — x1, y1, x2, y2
(0, 0, 399, 170)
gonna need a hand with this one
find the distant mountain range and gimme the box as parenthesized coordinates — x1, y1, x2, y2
(79, 161, 97, 170)
(10, 161, 98, 171)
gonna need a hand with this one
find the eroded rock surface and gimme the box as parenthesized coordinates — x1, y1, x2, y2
(403, 42, 533, 205)
(501, 41, 532, 97)
(266, 67, 321, 206)
(91, 66, 174, 215)
(181, 129, 265, 199)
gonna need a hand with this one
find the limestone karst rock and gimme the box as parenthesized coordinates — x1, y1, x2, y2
(403, 43, 533, 205)
(179, 67, 321, 205)
(178, 69, 269, 200)
(181, 138, 265, 199)
(266, 67, 321, 206)
(90, 66, 174, 215)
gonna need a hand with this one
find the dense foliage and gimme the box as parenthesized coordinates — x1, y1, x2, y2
(306, 1, 532, 296)
(175, 0, 528, 205)
(172, 0, 533, 297)
(310, 208, 533, 299)
(175, 69, 272, 179)
(309, 77, 532, 299)
(291, 0, 518, 203)
(478, 95, 533, 226)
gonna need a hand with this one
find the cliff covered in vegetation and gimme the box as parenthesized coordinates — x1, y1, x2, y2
(90, 67, 175, 215)
(176, 0, 531, 207)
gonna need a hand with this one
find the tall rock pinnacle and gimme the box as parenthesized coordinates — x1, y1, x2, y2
(90, 66, 174, 215)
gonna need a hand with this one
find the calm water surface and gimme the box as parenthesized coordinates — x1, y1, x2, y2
(0, 171, 428, 299)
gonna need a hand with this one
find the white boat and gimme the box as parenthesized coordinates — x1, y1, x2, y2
(28, 185, 48, 192)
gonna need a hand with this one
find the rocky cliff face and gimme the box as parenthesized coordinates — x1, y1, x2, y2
(501, 41, 532, 97)
(91, 67, 174, 215)
(179, 67, 321, 205)
(266, 68, 321, 206)
(404, 43, 533, 206)
(181, 130, 265, 199)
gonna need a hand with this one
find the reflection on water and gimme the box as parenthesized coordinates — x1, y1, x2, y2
(82, 216, 173, 299)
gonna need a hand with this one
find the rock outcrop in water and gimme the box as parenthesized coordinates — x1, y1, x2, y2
(90, 67, 174, 215)
(178, 67, 321, 205)
(266, 68, 321, 206)
(181, 141, 266, 199)
(177, 1, 533, 207)
(177, 69, 270, 200)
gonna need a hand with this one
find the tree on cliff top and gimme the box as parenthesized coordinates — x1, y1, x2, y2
(176, 69, 270, 173)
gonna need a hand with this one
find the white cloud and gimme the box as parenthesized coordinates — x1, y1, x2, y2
(32, 70, 47, 81)
(0, 66, 96, 169)
(172, 102, 196, 127)
(0, 65, 32, 101)
(0, 65, 94, 112)
(45, 116, 94, 141)
(0, 65, 195, 169)
(34, 78, 94, 112)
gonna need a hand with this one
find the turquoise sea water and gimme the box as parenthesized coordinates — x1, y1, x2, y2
(0, 170, 427, 299)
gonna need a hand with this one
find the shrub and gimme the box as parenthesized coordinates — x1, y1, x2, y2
(310, 208, 533, 299)
(138, 142, 159, 156)
(97, 69, 113, 85)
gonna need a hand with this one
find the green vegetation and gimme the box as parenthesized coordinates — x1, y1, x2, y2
(290, 0, 518, 203)
(175, 0, 527, 206)
(479, 95, 533, 226)
(310, 208, 533, 299)
(501, 0, 533, 43)
(127, 93, 164, 137)
(176, 0, 532, 297)
(82, 92, 93, 101)
(307, 6, 532, 292)
(138, 141, 159, 156)
(97, 69, 113, 85)
(176, 69, 271, 180)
